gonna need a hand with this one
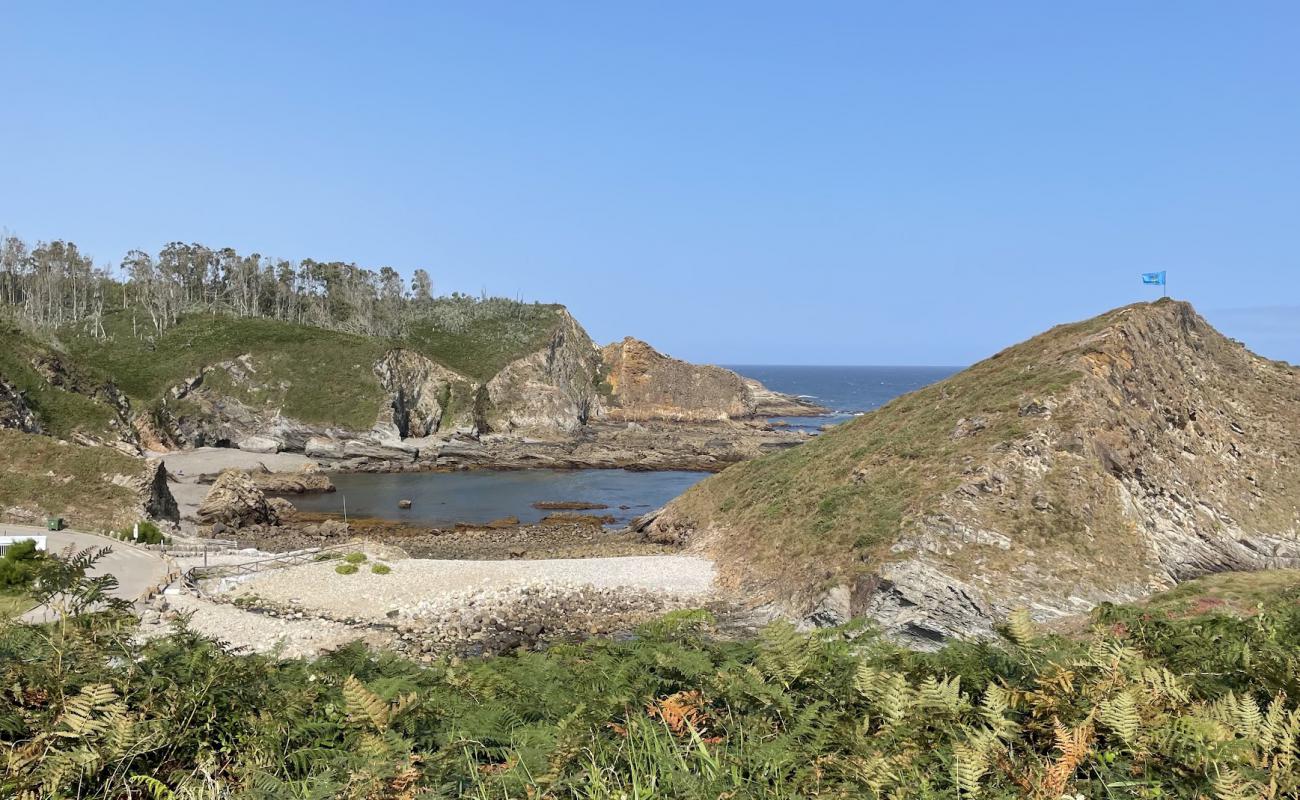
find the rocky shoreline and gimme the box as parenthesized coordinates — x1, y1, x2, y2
(291, 418, 818, 474)
(237, 512, 677, 560)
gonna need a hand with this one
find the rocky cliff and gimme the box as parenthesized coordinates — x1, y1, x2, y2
(600, 337, 825, 422)
(482, 310, 605, 434)
(652, 300, 1300, 646)
(0, 308, 817, 471)
(372, 349, 477, 440)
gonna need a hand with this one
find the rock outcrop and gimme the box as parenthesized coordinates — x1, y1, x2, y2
(197, 470, 282, 528)
(483, 310, 605, 434)
(600, 337, 826, 422)
(656, 300, 1300, 646)
(136, 458, 180, 523)
(372, 349, 474, 439)
(0, 379, 40, 434)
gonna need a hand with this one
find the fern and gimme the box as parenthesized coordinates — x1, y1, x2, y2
(1098, 690, 1140, 747)
(1004, 609, 1037, 647)
(129, 774, 178, 800)
(916, 674, 965, 715)
(342, 675, 417, 732)
(756, 621, 812, 687)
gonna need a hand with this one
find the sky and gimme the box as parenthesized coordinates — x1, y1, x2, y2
(2, 2, 1297, 365)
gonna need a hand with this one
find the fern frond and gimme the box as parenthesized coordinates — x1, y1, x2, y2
(1098, 690, 1140, 746)
(1004, 609, 1036, 647)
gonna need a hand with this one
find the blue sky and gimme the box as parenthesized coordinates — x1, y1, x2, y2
(2, 2, 1297, 365)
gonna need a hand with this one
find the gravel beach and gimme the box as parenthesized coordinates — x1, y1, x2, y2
(225, 554, 717, 623)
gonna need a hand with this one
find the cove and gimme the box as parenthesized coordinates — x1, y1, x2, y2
(290, 468, 709, 528)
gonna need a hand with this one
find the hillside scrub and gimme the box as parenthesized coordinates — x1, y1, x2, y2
(661, 300, 1300, 627)
(0, 429, 146, 530)
(0, 233, 575, 435)
(3, 552, 1300, 797)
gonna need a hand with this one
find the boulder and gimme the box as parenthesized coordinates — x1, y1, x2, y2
(197, 470, 280, 528)
(237, 435, 281, 454)
(247, 463, 334, 494)
(267, 496, 298, 521)
(138, 458, 180, 523)
(305, 436, 348, 459)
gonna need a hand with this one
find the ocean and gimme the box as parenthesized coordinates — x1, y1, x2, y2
(725, 364, 961, 432)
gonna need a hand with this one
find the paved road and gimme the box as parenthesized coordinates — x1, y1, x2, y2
(4, 526, 170, 622)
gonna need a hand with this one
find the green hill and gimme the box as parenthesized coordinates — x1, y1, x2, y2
(654, 300, 1300, 641)
(0, 301, 572, 445)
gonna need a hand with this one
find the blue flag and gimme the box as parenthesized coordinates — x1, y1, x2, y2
(1141, 271, 1166, 285)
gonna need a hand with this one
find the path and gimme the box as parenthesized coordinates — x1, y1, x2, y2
(7, 526, 170, 622)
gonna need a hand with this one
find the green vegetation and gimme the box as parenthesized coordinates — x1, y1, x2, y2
(335, 563, 359, 575)
(4, 552, 1300, 797)
(403, 300, 566, 381)
(344, 551, 368, 564)
(370, 563, 391, 575)
(0, 592, 32, 619)
(113, 519, 169, 545)
(0, 232, 576, 437)
(0, 540, 44, 620)
(0, 539, 43, 590)
(0, 325, 118, 439)
(0, 429, 144, 530)
(64, 312, 393, 431)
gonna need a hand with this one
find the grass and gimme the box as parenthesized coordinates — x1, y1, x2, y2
(6, 297, 569, 438)
(64, 312, 393, 431)
(671, 304, 1102, 601)
(344, 551, 367, 564)
(370, 563, 391, 575)
(0, 429, 146, 530)
(334, 563, 359, 575)
(1136, 569, 1300, 618)
(0, 325, 119, 439)
(0, 591, 32, 618)
(402, 302, 566, 381)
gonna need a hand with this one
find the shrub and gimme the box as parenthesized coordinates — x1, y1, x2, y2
(117, 520, 168, 545)
(334, 563, 358, 575)
(370, 563, 391, 575)
(343, 552, 367, 564)
(0, 539, 43, 590)
(313, 551, 341, 562)
(6, 557, 1300, 798)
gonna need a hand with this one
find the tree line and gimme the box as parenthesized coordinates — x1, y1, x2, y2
(0, 233, 529, 340)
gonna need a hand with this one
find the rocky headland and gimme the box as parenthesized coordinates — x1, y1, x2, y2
(651, 300, 1300, 646)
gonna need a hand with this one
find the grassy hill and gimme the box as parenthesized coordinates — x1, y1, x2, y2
(0, 429, 148, 530)
(658, 300, 1300, 635)
(0, 325, 120, 439)
(64, 313, 394, 431)
(11, 302, 573, 436)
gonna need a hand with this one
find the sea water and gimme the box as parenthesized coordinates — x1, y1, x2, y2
(293, 366, 959, 524)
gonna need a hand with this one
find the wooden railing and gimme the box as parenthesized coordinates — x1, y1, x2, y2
(183, 543, 351, 593)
